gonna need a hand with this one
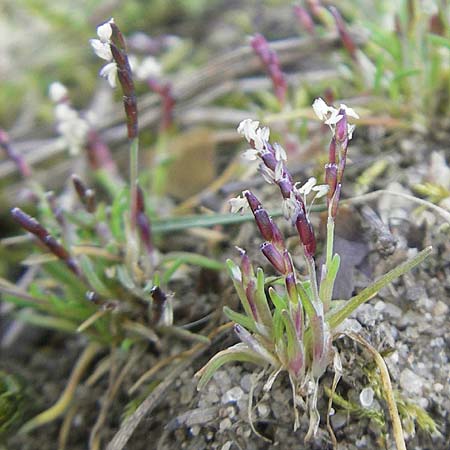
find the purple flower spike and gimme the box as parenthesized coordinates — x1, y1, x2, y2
(0, 129, 32, 178)
(277, 178, 294, 200)
(237, 247, 253, 285)
(329, 6, 357, 60)
(151, 286, 167, 325)
(328, 136, 337, 164)
(294, 5, 316, 35)
(254, 209, 275, 242)
(147, 78, 175, 132)
(295, 209, 316, 258)
(330, 183, 341, 219)
(11, 207, 80, 277)
(250, 33, 287, 105)
(245, 280, 259, 321)
(335, 108, 348, 143)
(244, 190, 262, 213)
(325, 162, 338, 203)
(285, 272, 297, 303)
(261, 151, 277, 172)
(261, 242, 287, 274)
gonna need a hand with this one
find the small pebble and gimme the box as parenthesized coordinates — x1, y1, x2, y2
(400, 368, 424, 395)
(433, 300, 449, 316)
(219, 418, 232, 432)
(190, 425, 200, 436)
(359, 387, 374, 408)
(382, 302, 402, 319)
(374, 300, 385, 312)
(221, 386, 244, 404)
(224, 405, 236, 419)
(331, 412, 347, 429)
(221, 441, 232, 450)
(257, 402, 270, 419)
(240, 374, 253, 393)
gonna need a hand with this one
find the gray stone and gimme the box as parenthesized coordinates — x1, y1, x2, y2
(221, 386, 244, 404)
(359, 387, 374, 408)
(400, 368, 424, 395)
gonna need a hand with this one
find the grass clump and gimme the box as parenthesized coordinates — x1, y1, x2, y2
(195, 97, 432, 446)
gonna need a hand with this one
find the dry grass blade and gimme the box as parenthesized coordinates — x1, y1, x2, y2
(347, 332, 406, 450)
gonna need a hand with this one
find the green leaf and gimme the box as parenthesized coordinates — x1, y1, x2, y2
(117, 265, 136, 291)
(79, 255, 113, 298)
(161, 259, 184, 284)
(272, 309, 285, 344)
(254, 268, 272, 328)
(297, 282, 315, 320)
(327, 247, 432, 330)
(161, 252, 224, 271)
(196, 343, 267, 390)
(226, 260, 255, 321)
(281, 310, 299, 361)
(319, 253, 340, 305)
(427, 33, 450, 50)
(110, 187, 128, 241)
(42, 261, 86, 301)
(223, 306, 258, 334)
(268, 287, 287, 312)
(17, 311, 77, 333)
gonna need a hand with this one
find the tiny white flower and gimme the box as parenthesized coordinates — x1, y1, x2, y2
(312, 97, 330, 121)
(339, 103, 360, 119)
(99, 62, 118, 88)
(298, 177, 317, 196)
(97, 19, 114, 43)
(258, 126, 270, 143)
(90, 39, 113, 61)
(259, 165, 275, 185)
(274, 160, 283, 182)
(54, 103, 77, 122)
(324, 109, 343, 126)
(273, 142, 287, 161)
(237, 119, 259, 142)
(229, 195, 249, 214)
(282, 191, 300, 222)
(135, 56, 162, 80)
(252, 126, 269, 151)
(48, 82, 68, 103)
(312, 184, 329, 198)
(242, 149, 259, 161)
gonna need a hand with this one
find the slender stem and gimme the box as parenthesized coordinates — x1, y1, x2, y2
(305, 256, 321, 312)
(326, 216, 334, 268)
(321, 215, 335, 311)
(129, 137, 139, 229)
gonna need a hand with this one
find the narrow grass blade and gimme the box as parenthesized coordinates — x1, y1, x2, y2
(328, 247, 432, 330)
(160, 252, 224, 270)
(223, 306, 258, 334)
(196, 343, 267, 390)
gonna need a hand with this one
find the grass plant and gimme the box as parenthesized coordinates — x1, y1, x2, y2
(195, 99, 432, 445)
